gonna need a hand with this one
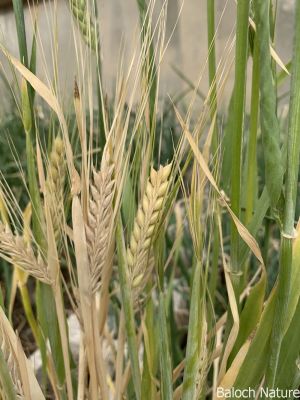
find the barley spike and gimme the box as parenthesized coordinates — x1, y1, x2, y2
(0, 223, 51, 284)
(86, 153, 115, 293)
(46, 136, 65, 243)
(69, 0, 98, 51)
(127, 163, 172, 305)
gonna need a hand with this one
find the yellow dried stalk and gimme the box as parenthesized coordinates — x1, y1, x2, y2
(85, 152, 115, 293)
(45, 137, 65, 243)
(0, 386, 6, 399)
(69, 0, 98, 51)
(127, 164, 172, 305)
(0, 223, 51, 284)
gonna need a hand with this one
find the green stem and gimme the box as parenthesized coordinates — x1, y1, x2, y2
(19, 283, 39, 344)
(265, 0, 300, 388)
(116, 217, 141, 399)
(207, 0, 220, 305)
(262, 218, 271, 266)
(25, 132, 45, 246)
(12, 0, 28, 68)
(93, 0, 106, 151)
(254, 0, 283, 209)
(230, 0, 250, 293)
(158, 291, 173, 400)
(207, 0, 218, 152)
(182, 261, 204, 399)
(245, 33, 259, 225)
(209, 218, 220, 303)
(141, 294, 157, 400)
(136, 0, 158, 135)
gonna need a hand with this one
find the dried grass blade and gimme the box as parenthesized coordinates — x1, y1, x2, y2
(16, 335, 31, 400)
(0, 307, 45, 399)
(175, 108, 265, 267)
(217, 216, 240, 383)
(0, 346, 17, 400)
(0, 45, 77, 186)
(217, 340, 251, 399)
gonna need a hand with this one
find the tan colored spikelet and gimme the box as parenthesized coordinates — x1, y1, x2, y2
(85, 150, 115, 293)
(45, 137, 65, 242)
(0, 223, 51, 284)
(69, 0, 98, 51)
(127, 163, 172, 304)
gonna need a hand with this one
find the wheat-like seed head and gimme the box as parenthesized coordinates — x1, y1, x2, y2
(85, 153, 115, 293)
(0, 324, 24, 399)
(69, 0, 98, 51)
(45, 137, 65, 243)
(0, 223, 51, 284)
(127, 164, 172, 305)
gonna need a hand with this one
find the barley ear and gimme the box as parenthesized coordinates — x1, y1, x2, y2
(69, 0, 98, 51)
(45, 136, 65, 243)
(127, 163, 172, 305)
(0, 223, 51, 284)
(86, 153, 115, 293)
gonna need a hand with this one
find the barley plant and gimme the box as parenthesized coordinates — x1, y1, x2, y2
(0, 0, 300, 399)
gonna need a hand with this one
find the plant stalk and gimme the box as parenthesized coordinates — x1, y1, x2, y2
(116, 216, 141, 399)
(265, 0, 300, 388)
(230, 0, 250, 296)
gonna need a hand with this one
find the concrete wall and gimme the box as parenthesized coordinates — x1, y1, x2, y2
(0, 0, 296, 113)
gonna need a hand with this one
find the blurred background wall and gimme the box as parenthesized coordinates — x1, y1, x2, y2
(0, 0, 296, 113)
